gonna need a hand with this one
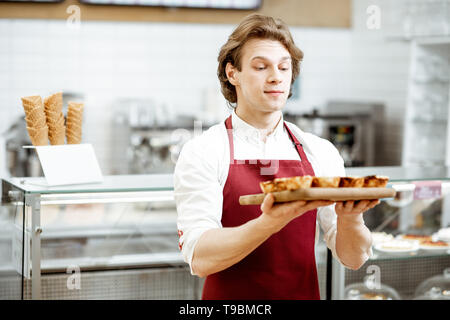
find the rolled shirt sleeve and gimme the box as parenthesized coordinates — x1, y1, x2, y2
(174, 137, 224, 275)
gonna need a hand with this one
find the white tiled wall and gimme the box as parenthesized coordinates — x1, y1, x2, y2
(0, 1, 411, 175)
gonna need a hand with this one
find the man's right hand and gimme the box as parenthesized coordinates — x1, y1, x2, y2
(192, 193, 334, 277)
(259, 193, 335, 233)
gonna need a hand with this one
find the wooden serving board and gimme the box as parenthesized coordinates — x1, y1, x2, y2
(239, 188, 396, 205)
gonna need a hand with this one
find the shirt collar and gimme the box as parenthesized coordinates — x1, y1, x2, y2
(231, 108, 285, 142)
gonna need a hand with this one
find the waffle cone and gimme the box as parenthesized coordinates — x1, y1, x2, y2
(66, 128, 81, 138)
(67, 136, 81, 144)
(27, 121, 47, 131)
(49, 123, 65, 134)
(47, 125, 65, 138)
(27, 126, 48, 146)
(26, 118, 46, 129)
(44, 92, 63, 112)
(68, 101, 84, 111)
(48, 127, 66, 145)
(49, 135, 65, 145)
(21, 96, 43, 112)
(66, 129, 82, 144)
(66, 126, 81, 137)
(25, 113, 47, 128)
(27, 124, 48, 133)
(26, 103, 46, 115)
(67, 119, 82, 130)
(67, 112, 83, 123)
(44, 109, 61, 119)
(46, 114, 65, 127)
(23, 102, 44, 115)
(67, 111, 82, 121)
(67, 101, 83, 119)
(67, 113, 81, 122)
(47, 121, 65, 131)
(22, 96, 47, 128)
(67, 124, 82, 134)
(67, 120, 82, 130)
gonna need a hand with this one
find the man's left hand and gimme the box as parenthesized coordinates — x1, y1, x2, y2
(335, 200, 380, 218)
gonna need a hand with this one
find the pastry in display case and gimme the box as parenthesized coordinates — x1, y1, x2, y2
(2, 166, 450, 300)
(414, 268, 450, 300)
(394, 231, 450, 253)
(371, 232, 394, 245)
(344, 276, 401, 300)
(373, 239, 420, 256)
(436, 227, 450, 242)
(333, 166, 450, 300)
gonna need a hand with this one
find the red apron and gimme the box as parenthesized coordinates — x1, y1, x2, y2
(202, 115, 320, 300)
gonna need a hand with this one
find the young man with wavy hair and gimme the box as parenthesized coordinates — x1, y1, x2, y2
(174, 14, 377, 300)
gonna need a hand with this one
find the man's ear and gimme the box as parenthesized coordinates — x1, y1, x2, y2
(225, 62, 239, 86)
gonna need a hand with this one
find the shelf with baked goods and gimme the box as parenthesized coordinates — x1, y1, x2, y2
(0, 174, 202, 300)
(332, 166, 450, 300)
(370, 239, 450, 261)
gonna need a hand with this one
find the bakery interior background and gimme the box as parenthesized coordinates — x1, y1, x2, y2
(1, 0, 449, 177)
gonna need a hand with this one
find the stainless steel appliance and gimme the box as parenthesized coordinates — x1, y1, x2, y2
(2, 116, 43, 177)
(110, 98, 206, 175)
(285, 101, 385, 167)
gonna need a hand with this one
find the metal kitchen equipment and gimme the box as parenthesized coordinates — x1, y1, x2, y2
(2, 116, 43, 177)
(110, 98, 205, 175)
(285, 100, 384, 167)
(324, 100, 385, 167)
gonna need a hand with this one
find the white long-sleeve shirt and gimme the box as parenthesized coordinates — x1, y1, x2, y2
(174, 109, 368, 274)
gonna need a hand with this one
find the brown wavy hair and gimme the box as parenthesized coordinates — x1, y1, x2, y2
(217, 13, 304, 106)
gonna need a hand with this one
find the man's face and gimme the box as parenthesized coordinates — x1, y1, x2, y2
(230, 38, 292, 113)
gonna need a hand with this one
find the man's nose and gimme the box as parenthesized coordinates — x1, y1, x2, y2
(267, 67, 282, 83)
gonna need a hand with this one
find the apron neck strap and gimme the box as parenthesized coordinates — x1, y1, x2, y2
(224, 115, 234, 162)
(283, 122, 307, 159)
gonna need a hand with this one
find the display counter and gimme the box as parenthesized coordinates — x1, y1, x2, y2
(1, 166, 449, 300)
(335, 166, 450, 300)
(0, 174, 201, 300)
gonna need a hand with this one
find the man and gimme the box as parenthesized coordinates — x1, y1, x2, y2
(174, 13, 378, 300)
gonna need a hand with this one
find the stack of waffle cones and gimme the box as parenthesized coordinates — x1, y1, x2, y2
(21, 92, 84, 146)
(44, 92, 66, 145)
(21, 95, 49, 146)
(66, 102, 84, 144)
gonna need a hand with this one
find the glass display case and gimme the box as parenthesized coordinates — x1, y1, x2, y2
(2, 166, 450, 300)
(0, 174, 201, 300)
(413, 268, 450, 300)
(344, 275, 401, 300)
(333, 166, 450, 300)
